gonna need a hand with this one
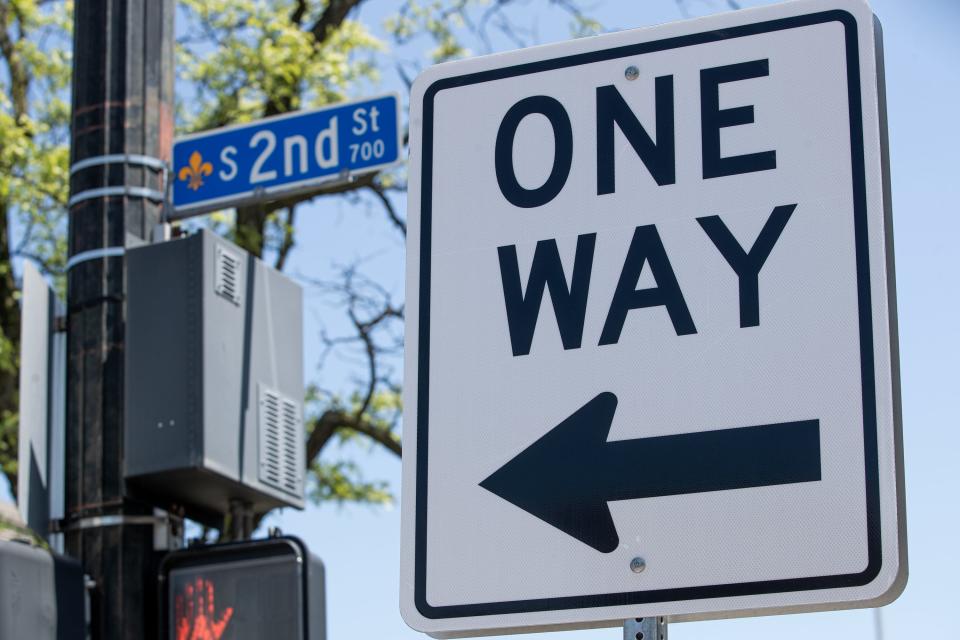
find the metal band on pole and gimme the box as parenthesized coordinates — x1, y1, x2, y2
(67, 185, 166, 208)
(65, 246, 126, 271)
(68, 154, 172, 215)
(56, 514, 168, 531)
(624, 618, 667, 640)
(69, 153, 168, 175)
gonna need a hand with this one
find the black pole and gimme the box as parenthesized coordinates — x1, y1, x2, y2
(65, 1, 174, 638)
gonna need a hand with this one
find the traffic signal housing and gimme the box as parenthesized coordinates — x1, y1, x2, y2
(159, 536, 325, 640)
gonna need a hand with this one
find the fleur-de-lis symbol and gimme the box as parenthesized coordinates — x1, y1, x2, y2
(178, 151, 214, 191)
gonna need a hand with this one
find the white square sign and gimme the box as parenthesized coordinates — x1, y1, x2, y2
(401, 0, 906, 636)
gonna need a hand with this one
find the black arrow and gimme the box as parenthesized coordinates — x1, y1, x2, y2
(479, 392, 821, 553)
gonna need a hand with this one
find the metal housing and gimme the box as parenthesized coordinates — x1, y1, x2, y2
(125, 230, 304, 522)
(158, 536, 326, 640)
(0, 541, 84, 639)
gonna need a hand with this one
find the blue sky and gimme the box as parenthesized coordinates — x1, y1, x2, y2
(5, 1, 956, 639)
(266, 1, 960, 639)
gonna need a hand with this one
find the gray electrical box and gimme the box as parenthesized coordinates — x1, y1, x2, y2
(0, 540, 85, 639)
(125, 230, 305, 522)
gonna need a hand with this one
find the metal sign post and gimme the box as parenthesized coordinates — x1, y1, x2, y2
(624, 618, 667, 640)
(65, 2, 176, 638)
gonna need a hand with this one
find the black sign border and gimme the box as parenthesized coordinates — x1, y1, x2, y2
(414, 8, 882, 619)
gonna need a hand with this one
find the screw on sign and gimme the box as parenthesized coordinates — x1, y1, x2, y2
(175, 578, 235, 640)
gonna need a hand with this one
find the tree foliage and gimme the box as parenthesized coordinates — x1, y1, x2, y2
(0, 0, 71, 496)
(174, 0, 600, 527)
(0, 0, 615, 534)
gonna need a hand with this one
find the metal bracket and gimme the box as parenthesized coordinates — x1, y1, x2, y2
(51, 513, 167, 533)
(227, 499, 255, 541)
(65, 246, 126, 271)
(161, 165, 175, 226)
(67, 185, 166, 208)
(624, 617, 667, 640)
(52, 509, 182, 551)
(170, 165, 361, 220)
(68, 154, 171, 210)
(69, 153, 168, 175)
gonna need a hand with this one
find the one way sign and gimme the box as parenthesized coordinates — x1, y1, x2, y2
(401, 0, 906, 636)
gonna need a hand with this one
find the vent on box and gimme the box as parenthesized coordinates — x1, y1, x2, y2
(214, 245, 243, 305)
(258, 386, 303, 496)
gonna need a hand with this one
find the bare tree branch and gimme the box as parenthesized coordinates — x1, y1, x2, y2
(274, 207, 297, 271)
(0, 2, 29, 119)
(290, 0, 309, 26)
(396, 62, 415, 91)
(368, 184, 406, 236)
(340, 415, 402, 456)
(303, 260, 404, 475)
(310, 0, 369, 42)
(306, 409, 402, 464)
(306, 410, 342, 463)
(267, 172, 381, 218)
(10, 251, 62, 278)
(232, 173, 379, 255)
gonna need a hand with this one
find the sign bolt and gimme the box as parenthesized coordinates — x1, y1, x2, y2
(624, 65, 640, 81)
(630, 557, 646, 573)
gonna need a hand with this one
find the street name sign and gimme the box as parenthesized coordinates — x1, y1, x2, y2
(401, 0, 905, 636)
(172, 94, 401, 218)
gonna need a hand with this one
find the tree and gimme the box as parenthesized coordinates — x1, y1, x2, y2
(2, 0, 737, 535)
(175, 0, 598, 535)
(0, 0, 599, 531)
(0, 0, 71, 496)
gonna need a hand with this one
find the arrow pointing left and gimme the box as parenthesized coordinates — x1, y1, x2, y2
(480, 392, 822, 553)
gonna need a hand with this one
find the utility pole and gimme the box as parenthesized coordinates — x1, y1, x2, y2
(65, 1, 175, 638)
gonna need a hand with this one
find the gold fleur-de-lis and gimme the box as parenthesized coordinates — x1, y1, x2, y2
(178, 151, 214, 191)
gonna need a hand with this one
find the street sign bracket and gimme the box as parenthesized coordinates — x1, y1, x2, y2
(67, 185, 166, 208)
(64, 246, 126, 271)
(172, 164, 362, 220)
(50, 513, 168, 532)
(624, 617, 667, 640)
(69, 153, 169, 175)
(67, 153, 172, 212)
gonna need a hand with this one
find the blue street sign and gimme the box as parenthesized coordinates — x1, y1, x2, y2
(172, 94, 401, 218)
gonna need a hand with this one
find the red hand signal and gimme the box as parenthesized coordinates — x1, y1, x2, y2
(175, 577, 234, 640)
